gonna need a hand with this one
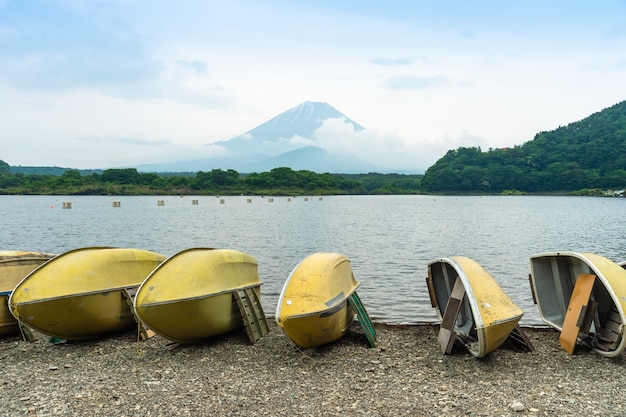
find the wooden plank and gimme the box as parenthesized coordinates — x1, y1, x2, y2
(528, 273, 538, 305)
(607, 309, 621, 323)
(437, 277, 465, 354)
(426, 275, 438, 309)
(598, 328, 620, 343)
(559, 273, 596, 354)
(576, 300, 598, 335)
(604, 318, 621, 333)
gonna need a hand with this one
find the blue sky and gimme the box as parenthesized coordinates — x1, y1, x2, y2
(1, 0, 626, 170)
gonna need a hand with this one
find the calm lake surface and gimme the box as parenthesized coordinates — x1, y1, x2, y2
(2, 194, 625, 326)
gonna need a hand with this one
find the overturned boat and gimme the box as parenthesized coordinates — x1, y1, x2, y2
(133, 248, 269, 344)
(529, 251, 626, 357)
(0, 251, 56, 336)
(9, 247, 165, 340)
(276, 252, 376, 349)
(427, 256, 525, 358)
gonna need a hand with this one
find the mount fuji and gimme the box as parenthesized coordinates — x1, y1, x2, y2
(135, 102, 382, 173)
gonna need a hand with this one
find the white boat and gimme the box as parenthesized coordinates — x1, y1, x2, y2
(529, 251, 626, 357)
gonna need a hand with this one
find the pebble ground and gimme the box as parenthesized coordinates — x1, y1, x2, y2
(1, 322, 625, 416)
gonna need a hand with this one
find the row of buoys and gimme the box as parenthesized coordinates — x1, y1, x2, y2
(57, 196, 324, 208)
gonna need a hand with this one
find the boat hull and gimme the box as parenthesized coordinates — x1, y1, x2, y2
(427, 256, 523, 357)
(0, 251, 55, 336)
(529, 251, 626, 357)
(276, 252, 359, 348)
(133, 248, 261, 344)
(9, 247, 165, 340)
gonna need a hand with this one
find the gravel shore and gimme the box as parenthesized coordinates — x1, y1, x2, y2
(1, 322, 625, 417)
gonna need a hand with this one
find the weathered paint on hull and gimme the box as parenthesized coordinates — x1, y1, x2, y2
(9, 247, 165, 340)
(428, 256, 523, 358)
(530, 251, 626, 357)
(276, 252, 359, 348)
(14, 290, 137, 340)
(0, 251, 55, 336)
(134, 248, 261, 343)
(136, 292, 244, 343)
(279, 302, 354, 348)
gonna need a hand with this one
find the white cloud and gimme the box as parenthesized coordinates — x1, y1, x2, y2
(313, 118, 447, 170)
(288, 135, 316, 147)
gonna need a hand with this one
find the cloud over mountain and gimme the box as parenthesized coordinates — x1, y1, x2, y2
(136, 101, 425, 174)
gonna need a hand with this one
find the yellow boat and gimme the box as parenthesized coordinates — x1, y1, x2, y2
(530, 251, 626, 357)
(427, 256, 524, 358)
(9, 247, 165, 340)
(0, 251, 56, 336)
(276, 252, 361, 348)
(133, 248, 267, 344)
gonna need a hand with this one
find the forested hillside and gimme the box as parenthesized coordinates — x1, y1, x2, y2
(421, 101, 626, 193)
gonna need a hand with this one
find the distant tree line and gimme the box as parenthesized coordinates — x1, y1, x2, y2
(0, 164, 423, 196)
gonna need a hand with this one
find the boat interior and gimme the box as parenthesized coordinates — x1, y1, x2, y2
(428, 261, 478, 347)
(531, 256, 622, 353)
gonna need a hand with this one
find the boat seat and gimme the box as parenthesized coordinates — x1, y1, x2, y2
(437, 277, 465, 354)
(594, 306, 622, 351)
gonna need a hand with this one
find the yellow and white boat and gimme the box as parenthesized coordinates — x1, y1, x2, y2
(530, 251, 626, 357)
(427, 256, 524, 358)
(134, 248, 267, 344)
(0, 251, 56, 336)
(276, 252, 361, 348)
(9, 247, 165, 340)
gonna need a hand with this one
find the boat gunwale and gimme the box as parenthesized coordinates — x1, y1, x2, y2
(134, 282, 263, 308)
(277, 285, 359, 322)
(10, 285, 138, 306)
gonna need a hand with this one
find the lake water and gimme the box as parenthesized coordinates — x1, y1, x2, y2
(2, 194, 625, 326)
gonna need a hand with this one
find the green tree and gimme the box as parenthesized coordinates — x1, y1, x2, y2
(101, 168, 141, 184)
(0, 159, 10, 174)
